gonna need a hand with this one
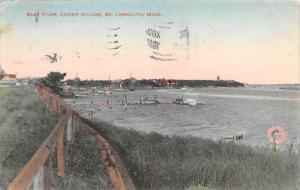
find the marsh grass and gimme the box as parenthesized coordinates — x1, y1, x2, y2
(92, 120, 300, 190)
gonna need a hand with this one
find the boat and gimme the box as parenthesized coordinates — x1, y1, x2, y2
(103, 86, 112, 95)
(103, 75, 112, 95)
(142, 96, 159, 104)
(224, 133, 244, 141)
(172, 97, 185, 105)
(172, 97, 204, 106)
(184, 98, 198, 106)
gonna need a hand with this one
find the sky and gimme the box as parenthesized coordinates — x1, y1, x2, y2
(0, 0, 299, 84)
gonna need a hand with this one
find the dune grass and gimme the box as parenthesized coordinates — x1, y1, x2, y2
(92, 119, 300, 190)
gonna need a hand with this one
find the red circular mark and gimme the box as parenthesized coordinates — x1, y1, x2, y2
(267, 126, 288, 144)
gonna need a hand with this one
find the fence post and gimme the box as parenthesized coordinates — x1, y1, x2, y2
(272, 138, 276, 152)
(43, 158, 51, 190)
(54, 98, 57, 112)
(32, 166, 44, 190)
(58, 99, 62, 114)
(57, 123, 65, 176)
(49, 97, 52, 110)
(67, 116, 73, 143)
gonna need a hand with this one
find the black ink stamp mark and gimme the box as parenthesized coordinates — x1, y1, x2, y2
(149, 56, 177, 61)
(147, 39, 160, 50)
(146, 28, 160, 39)
(108, 45, 122, 50)
(153, 51, 173, 57)
(108, 27, 121, 30)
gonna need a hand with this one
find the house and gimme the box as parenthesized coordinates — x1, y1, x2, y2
(0, 73, 17, 86)
(154, 78, 176, 87)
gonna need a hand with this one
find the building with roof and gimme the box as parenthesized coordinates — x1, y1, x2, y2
(0, 73, 17, 86)
(0, 65, 17, 86)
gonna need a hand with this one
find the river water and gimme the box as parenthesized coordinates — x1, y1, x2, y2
(67, 87, 300, 150)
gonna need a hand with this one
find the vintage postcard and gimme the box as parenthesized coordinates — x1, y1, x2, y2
(0, 0, 299, 190)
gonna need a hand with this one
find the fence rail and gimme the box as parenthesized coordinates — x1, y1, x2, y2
(7, 84, 134, 190)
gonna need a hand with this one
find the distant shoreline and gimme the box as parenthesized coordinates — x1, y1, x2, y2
(65, 79, 245, 88)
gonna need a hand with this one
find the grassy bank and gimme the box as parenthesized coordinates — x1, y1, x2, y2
(0, 88, 13, 123)
(0, 87, 112, 189)
(52, 123, 112, 190)
(0, 87, 59, 187)
(92, 120, 300, 190)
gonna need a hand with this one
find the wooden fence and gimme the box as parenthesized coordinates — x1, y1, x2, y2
(7, 84, 134, 190)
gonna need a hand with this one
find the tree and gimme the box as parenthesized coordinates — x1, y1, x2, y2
(40, 72, 66, 94)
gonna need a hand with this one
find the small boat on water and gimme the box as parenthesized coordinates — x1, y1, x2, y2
(172, 97, 204, 106)
(103, 75, 112, 95)
(184, 98, 198, 106)
(172, 97, 185, 105)
(224, 133, 244, 141)
(103, 86, 112, 95)
(142, 96, 159, 104)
